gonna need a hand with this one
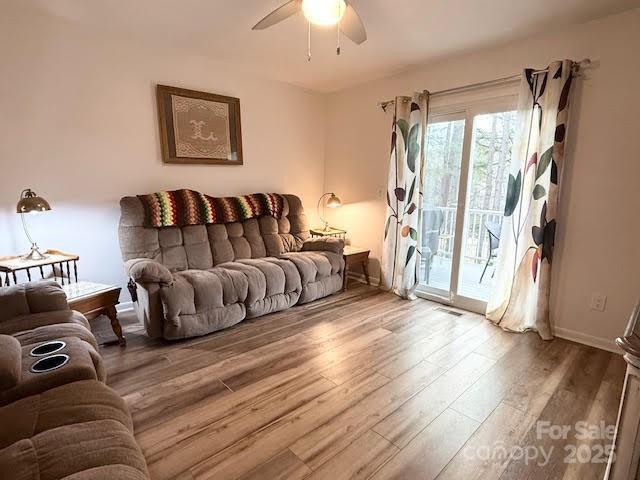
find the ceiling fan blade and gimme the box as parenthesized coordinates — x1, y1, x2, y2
(252, 0, 301, 30)
(340, 4, 367, 44)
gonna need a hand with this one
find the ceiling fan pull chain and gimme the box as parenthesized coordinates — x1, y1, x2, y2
(336, 0, 341, 55)
(308, 20, 312, 62)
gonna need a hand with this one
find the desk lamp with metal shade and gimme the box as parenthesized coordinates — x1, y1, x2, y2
(317, 192, 341, 231)
(16, 188, 51, 261)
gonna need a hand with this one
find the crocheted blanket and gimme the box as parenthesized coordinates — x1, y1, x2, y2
(138, 190, 285, 228)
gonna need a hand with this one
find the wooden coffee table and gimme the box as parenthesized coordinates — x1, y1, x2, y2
(62, 281, 126, 347)
(343, 246, 371, 291)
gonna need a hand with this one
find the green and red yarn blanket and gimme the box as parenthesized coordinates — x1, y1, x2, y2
(138, 190, 285, 228)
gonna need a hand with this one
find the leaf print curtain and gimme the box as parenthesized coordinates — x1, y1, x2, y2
(381, 92, 429, 299)
(487, 60, 575, 339)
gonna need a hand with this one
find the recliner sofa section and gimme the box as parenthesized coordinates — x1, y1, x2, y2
(0, 281, 149, 480)
(119, 193, 345, 340)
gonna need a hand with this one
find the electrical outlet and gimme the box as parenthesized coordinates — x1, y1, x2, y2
(590, 294, 607, 312)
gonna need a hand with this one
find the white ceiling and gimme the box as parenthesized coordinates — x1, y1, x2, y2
(17, 0, 640, 92)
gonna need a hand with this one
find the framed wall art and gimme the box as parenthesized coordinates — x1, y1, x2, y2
(156, 85, 243, 165)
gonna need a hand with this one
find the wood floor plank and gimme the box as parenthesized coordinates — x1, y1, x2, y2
(501, 339, 581, 413)
(320, 318, 456, 385)
(128, 324, 389, 423)
(498, 346, 613, 479)
(129, 374, 231, 433)
(436, 402, 529, 480)
(425, 320, 500, 368)
(449, 332, 549, 422)
(473, 328, 522, 360)
(436, 342, 591, 479)
(135, 365, 326, 456)
(320, 309, 481, 386)
(238, 449, 312, 480)
(371, 408, 480, 480)
(188, 371, 390, 479)
(561, 353, 626, 480)
(144, 374, 335, 478)
(372, 352, 496, 448)
(290, 359, 446, 469)
(375, 316, 481, 379)
(305, 430, 398, 480)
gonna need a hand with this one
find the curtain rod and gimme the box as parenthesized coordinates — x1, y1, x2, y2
(378, 58, 592, 111)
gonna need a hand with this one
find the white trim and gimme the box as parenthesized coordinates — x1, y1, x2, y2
(116, 301, 134, 314)
(414, 287, 486, 315)
(553, 326, 621, 354)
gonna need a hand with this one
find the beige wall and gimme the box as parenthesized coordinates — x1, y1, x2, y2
(0, 7, 326, 300)
(324, 8, 640, 349)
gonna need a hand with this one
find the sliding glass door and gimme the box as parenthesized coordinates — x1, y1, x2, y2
(417, 96, 517, 313)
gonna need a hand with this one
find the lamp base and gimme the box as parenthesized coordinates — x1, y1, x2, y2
(21, 244, 47, 262)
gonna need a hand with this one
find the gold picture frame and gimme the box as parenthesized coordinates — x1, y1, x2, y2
(156, 85, 243, 165)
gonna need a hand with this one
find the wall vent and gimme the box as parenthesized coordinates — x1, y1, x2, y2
(436, 307, 463, 317)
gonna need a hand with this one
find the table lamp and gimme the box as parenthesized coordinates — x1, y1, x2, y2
(16, 188, 51, 261)
(317, 192, 341, 231)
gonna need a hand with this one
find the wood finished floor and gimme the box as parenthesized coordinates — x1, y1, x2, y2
(95, 284, 625, 480)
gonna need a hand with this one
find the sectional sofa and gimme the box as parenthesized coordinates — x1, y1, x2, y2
(119, 193, 345, 340)
(0, 281, 149, 479)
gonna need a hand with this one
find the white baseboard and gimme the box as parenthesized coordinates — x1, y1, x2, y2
(553, 326, 620, 354)
(116, 301, 134, 314)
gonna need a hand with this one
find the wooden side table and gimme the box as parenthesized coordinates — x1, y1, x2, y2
(0, 249, 79, 286)
(343, 246, 370, 291)
(63, 282, 126, 347)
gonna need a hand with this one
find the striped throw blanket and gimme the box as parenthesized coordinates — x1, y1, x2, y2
(138, 190, 286, 228)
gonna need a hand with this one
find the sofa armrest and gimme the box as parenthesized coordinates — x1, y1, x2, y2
(124, 259, 173, 285)
(301, 237, 345, 255)
(0, 335, 21, 389)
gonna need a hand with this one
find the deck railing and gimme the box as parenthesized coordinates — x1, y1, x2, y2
(432, 206, 503, 263)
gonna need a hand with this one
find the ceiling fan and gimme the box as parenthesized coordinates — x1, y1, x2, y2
(252, 0, 367, 60)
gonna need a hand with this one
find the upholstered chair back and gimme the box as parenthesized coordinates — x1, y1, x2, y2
(118, 194, 310, 272)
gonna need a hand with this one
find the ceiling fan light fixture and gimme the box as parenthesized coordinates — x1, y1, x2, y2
(301, 0, 347, 26)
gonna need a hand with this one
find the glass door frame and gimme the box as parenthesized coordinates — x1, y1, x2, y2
(416, 93, 518, 314)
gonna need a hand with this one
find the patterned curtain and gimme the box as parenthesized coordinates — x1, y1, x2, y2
(381, 92, 429, 299)
(487, 60, 575, 339)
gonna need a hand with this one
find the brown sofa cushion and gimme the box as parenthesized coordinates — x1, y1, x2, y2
(217, 257, 302, 318)
(0, 281, 68, 323)
(301, 237, 345, 254)
(0, 380, 133, 450)
(160, 268, 249, 340)
(0, 335, 21, 389)
(13, 322, 98, 350)
(280, 251, 345, 304)
(0, 419, 148, 480)
(0, 310, 90, 337)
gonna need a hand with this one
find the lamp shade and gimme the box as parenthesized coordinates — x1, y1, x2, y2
(16, 189, 51, 214)
(326, 193, 341, 208)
